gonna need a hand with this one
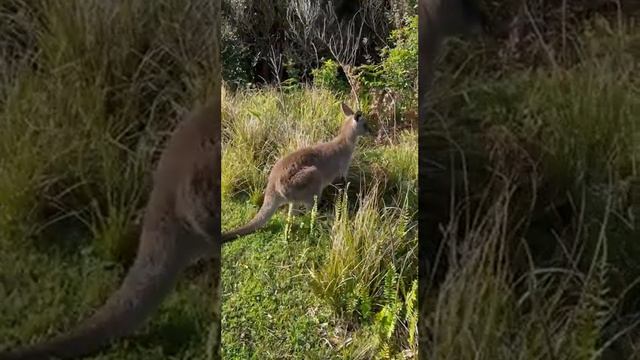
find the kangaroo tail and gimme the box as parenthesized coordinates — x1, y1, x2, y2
(222, 189, 282, 243)
(0, 228, 193, 360)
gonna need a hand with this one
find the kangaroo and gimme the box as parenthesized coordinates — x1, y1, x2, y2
(222, 102, 370, 243)
(0, 99, 221, 360)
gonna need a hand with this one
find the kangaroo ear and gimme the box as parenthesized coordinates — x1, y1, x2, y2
(341, 102, 354, 117)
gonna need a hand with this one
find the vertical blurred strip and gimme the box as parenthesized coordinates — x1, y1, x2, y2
(417, 1, 485, 358)
(206, 0, 222, 359)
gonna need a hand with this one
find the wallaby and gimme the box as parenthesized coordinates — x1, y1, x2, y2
(0, 100, 221, 360)
(222, 102, 370, 243)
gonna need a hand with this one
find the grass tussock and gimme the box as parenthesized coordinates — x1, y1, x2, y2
(422, 181, 639, 359)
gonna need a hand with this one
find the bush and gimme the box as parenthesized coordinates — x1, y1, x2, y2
(311, 59, 350, 94)
(380, 15, 418, 94)
(354, 15, 418, 121)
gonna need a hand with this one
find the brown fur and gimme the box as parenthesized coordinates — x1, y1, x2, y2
(0, 100, 221, 360)
(222, 102, 371, 243)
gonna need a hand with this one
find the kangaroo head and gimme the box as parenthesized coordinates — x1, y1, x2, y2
(341, 102, 372, 137)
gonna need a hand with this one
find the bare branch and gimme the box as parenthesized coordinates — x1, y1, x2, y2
(285, 0, 322, 67)
(360, 0, 393, 46)
(316, 2, 365, 68)
(267, 45, 283, 85)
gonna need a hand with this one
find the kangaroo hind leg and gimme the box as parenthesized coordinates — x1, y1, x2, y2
(282, 166, 322, 214)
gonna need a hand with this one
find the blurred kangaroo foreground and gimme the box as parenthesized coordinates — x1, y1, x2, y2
(0, 101, 221, 360)
(222, 102, 372, 243)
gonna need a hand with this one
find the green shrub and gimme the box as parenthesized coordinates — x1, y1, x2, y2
(222, 29, 252, 89)
(353, 15, 418, 120)
(311, 59, 350, 94)
(380, 15, 418, 94)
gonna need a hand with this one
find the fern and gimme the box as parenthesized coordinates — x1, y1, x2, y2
(358, 282, 373, 321)
(383, 263, 399, 306)
(405, 279, 418, 351)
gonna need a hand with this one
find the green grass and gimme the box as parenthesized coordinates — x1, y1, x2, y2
(221, 200, 335, 358)
(0, 231, 218, 359)
(419, 16, 640, 360)
(221, 87, 418, 359)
